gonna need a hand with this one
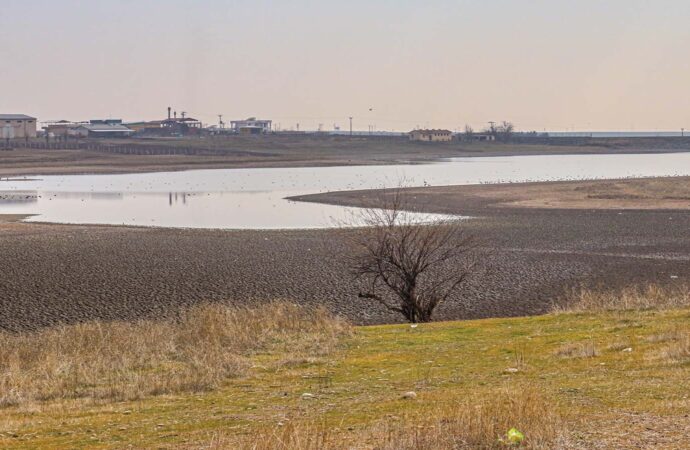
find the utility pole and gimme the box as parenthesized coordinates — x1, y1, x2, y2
(218, 115, 224, 128)
(682, 128, 685, 137)
(349, 117, 353, 136)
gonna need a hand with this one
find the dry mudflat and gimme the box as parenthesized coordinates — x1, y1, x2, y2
(0, 176, 688, 331)
(293, 176, 690, 210)
(406, 177, 690, 210)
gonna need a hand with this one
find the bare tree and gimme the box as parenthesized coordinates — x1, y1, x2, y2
(497, 121, 515, 142)
(484, 121, 514, 142)
(346, 190, 476, 323)
(464, 124, 475, 142)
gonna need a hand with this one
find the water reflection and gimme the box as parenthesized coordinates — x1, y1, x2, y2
(0, 191, 38, 204)
(0, 153, 687, 229)
(169, 192, 189, 206)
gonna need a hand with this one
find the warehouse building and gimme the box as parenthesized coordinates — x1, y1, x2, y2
(0, 114, 37, 139)
(69, 122, 134, 138)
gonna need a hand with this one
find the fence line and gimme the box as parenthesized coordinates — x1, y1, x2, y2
(0, 140, 225, 156)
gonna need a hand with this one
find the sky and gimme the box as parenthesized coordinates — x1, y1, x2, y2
(1, 0, 690, 132)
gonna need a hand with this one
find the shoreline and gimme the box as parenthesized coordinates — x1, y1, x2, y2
(290, 176, 690, 212)
(0, 145, 688, 178)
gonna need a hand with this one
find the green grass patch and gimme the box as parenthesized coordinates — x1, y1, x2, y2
(1, 308, 689, 448)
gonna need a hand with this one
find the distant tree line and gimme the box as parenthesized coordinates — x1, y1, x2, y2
(487, 121, 515, 142)
(461, 121, 516, 142)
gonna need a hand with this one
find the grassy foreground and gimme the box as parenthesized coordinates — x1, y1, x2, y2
(1, 290, 689, 448)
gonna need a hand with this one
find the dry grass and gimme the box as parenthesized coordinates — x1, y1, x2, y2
(555, 341, 598, 359)
(501, 177, 690, 210)
(557, 285, 690, 364)
(647, 328, 687, 344)
(660, 334, 690, 362)
(0, 303, 350, 408)
(219, 387, 562, 450)
(4, 302, 690, 448)
(558, 284, 690, 313)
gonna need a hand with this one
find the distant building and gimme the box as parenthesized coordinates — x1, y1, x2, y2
(126, 108, 203, 136)
(230, 118, 272, 135)
(460, 133, 496, 142)
(44, 119, 129, 138)
(43, 120, 83, 138)
(89, 119, 123, 126)
(409, 129, 453, 142)
(125, 120, 164, 133)
(161, 117, 203, 135)
(1, 114, 37, 139)
(69, 123, 134, 138)
(126, 117, 203, 136)
(472, 133, 496, 142)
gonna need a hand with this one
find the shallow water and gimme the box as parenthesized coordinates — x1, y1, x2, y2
(0, 153, 688, 229)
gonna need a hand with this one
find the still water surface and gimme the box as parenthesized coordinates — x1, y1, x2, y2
(0, 153, 688, 229)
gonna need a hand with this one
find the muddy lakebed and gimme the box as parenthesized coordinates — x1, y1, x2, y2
(0, 152, 688, 330)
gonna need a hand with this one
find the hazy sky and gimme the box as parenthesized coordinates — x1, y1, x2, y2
(2, 0, 690, 131)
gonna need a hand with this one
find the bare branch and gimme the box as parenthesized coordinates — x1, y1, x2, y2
(343, 187, 477, 323)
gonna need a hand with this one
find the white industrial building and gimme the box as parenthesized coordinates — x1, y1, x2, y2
(1, 114, 37, 139)
(230, 117, 272, 134)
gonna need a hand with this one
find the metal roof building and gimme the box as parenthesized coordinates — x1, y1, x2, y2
(0, 114, 37, 121)
(69, 123, 134, 138)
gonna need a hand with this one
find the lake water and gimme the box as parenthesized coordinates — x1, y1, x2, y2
(0, 153, 688, 229)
